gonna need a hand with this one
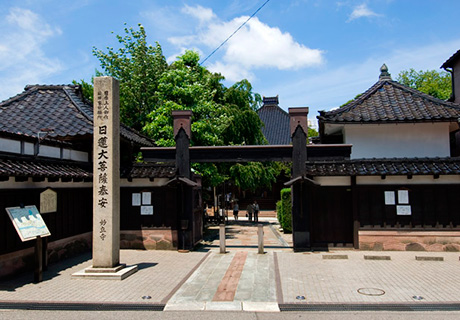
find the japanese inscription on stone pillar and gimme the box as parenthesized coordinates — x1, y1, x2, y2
(93, 77, 120, 268)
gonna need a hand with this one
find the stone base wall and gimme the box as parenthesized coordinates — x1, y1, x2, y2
(120, 229, 178, 250)
(359, 230, 460, 251)
(0, 232, 92, 279)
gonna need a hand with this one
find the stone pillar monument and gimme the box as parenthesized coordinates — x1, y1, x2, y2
(92, 76, 121, 268)
(73, 77, 137, 280)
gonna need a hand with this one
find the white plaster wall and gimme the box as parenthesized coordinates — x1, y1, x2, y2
(0, 138, 20, 153)
(70, 149, 88, 162)
(120, 178, 170, 187)
(24, 142, 34, 155)
(314, 176, 351, 186)
(62, 148, 71, 160)
(38, 145, 61, 158)
(357, 175, 460, 185)
(344, 122, 451, 159)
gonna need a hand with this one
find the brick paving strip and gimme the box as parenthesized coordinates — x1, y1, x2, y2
(212, 251, 248, 301)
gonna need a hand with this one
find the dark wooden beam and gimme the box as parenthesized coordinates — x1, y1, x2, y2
(290, 108, 310, 251)
(141, 144, 351, 163)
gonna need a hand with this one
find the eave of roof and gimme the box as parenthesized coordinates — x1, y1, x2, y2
(0, 155, 92, 181)
(306, 157, 460, 176)
(120, 163, 176, 179)
(317, 79, 460, 124)
(0, 155, 179, 181)
(441, 49, 460, 69)
(0, 85, 155, 147)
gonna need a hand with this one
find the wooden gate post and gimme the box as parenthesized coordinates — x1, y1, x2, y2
(173, 110, 194, 250)
(289, 108, 311, 251)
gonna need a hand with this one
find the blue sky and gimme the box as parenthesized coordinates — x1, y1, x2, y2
(1, 0, 460, 127)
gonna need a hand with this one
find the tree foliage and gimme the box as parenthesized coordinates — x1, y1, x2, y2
(90, 24, 276, 189)
(397, 69, 452, 100)
(72, 79, 93, 103)
(92, 24, 167, 131)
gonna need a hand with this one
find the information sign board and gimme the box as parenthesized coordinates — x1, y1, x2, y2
(5, 205, 51, 242)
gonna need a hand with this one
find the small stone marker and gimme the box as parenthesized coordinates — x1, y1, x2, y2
(40, 188, 57, 214)
(364, 255, 391, 260)
(258, 224, 264, 254)
(220, 224, 226, 254)
(415, 256, 444, 261)
(322, 254, 348, 260)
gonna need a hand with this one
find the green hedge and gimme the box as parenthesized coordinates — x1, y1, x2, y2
(276, 188, 292, 233)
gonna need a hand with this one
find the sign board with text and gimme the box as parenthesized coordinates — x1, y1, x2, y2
(5, 205, 51, 242)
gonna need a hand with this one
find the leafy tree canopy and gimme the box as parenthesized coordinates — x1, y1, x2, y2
(92, 24, 167, 131)
(397, 69, 452, 100)
(87, 24, 278, 190)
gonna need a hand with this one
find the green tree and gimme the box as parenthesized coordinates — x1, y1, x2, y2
(397, 69, 452, 100)
(87, 25, 281, 190)
(72, 79, 93, 103)
(92, 23, 167, 131)
(142, 50, 273, 189)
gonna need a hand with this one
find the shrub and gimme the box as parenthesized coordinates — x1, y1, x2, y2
(277, 188, 292, 233)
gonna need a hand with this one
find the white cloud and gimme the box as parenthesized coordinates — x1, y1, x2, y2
(348, 3, 381, 21)
(182, 4, 216, 24)
(168, 6, 324, 82)
(207, 61, 255, 82)
(0, 7, 63, 100)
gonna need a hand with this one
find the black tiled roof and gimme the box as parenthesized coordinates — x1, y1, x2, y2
(0, 85, 154, 146)
(441, 49, 460, 69)
(257, 97, 290, 145)
(0, 155, 177, 180)
(0, 156, 92, 180)
(306, 158, 460, 176)
(121, 163, 176, 179)
(317, 79, 460, 124)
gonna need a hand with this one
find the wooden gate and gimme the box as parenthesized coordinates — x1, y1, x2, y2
(310, 186, 353, 248)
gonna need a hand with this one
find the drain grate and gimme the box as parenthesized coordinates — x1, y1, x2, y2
(0, 302, 164, 311)
(279, 303, 460, 312)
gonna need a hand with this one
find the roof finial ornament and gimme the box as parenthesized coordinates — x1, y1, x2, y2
(379, 63, 391, 80)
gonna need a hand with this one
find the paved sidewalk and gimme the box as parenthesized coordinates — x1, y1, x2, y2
(0, 250, 208, 305)
(1, 220, 460, 313)
(276, 251, 460, 305)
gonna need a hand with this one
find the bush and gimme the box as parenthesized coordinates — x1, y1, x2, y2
(276, 188, 292, 233)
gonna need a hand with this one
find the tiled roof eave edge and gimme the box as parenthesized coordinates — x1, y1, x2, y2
(0, 86, 38, 106)
(320, 80, 386, 117)
(390, 81, 460, 110)
(62, 87, 94, 123)
(441, 49, 460, 69)
(318, 118, 459, 125)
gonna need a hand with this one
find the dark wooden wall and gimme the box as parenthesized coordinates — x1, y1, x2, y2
(306, 183, 460, 247)
(0, 188, 92, 256)
(356, 184, 460, 228)
(120, 187, 178, 230)
(309, 186, 354, 246)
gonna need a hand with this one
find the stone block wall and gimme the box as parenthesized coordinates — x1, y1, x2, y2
(120, 229, 178, 250)
(0, 232, 92, 279)
(359, 230, 460, 251)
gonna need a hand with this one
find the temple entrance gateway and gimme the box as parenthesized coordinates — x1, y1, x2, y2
(142, 109, 352, 251)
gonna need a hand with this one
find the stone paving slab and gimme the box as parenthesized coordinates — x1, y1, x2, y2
(276, 251, 460, 304)
(166, 251, 277, 307)
(0, 250, 209, 304)
(205, 219, 292, 251)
